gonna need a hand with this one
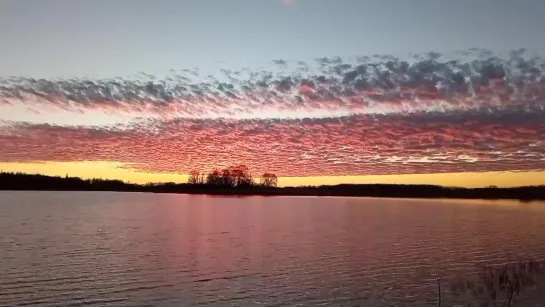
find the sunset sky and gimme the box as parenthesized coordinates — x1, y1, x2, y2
(1, 0, 545, 187)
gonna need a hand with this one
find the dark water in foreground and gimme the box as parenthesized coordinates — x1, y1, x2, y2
(1, 191, 545, 307)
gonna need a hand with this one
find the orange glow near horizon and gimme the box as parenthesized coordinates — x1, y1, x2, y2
(1, 162, 544, 188)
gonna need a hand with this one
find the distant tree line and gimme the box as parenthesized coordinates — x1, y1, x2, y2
(0, 172, 136, 191)
(1, 171, 545, 201)
(187, 165, 278, 188)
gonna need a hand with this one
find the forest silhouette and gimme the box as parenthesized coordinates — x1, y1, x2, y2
(0, 166, 544, 201)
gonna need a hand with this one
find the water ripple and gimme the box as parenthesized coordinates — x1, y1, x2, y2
(1, 192, 545, 306)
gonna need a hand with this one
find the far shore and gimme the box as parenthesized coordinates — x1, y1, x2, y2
(1, 171, 544, 202)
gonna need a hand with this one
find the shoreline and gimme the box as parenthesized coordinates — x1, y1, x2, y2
(1, 187, 543, 202)
(2, 171, 544, 202)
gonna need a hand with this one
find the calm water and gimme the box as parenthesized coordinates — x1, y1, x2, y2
(1, 191, 545, 307)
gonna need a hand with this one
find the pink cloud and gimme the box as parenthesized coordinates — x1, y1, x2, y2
(1, 110, 544, 177)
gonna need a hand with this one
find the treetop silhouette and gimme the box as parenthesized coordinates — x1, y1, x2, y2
(188, 165, 278, 188)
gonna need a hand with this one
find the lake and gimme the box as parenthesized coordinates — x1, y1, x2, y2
(1, 191, 545, 306)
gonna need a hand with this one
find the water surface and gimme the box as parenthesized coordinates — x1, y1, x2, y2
(1, 191, 545, 306)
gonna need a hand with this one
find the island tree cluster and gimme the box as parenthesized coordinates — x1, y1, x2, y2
(187, 165, 278, 188)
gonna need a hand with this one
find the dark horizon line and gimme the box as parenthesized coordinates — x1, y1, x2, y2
(2, 169, 543, 189)
(1, 171, 544, 201)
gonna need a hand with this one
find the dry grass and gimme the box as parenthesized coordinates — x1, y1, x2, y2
(447, 259, 545, 306)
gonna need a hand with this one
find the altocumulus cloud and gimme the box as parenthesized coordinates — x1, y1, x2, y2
(0, 109, 544, 177)
(1, 49, 544, 119)
(0, 49, 544, 177)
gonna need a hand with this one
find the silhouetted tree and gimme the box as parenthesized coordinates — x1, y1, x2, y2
(202, 165, 255, 188)
(206, 169, 223, 186)
(229, 165, 253, 187)
(188, 170, 205, 185)
(221, 168, 233, 187)
(260, 173, 278, 187)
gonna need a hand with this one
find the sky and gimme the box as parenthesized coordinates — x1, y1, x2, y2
(1, 0, 545, 187)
